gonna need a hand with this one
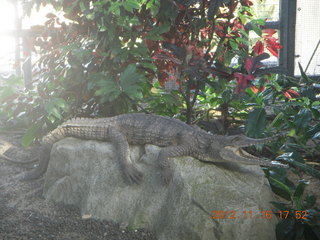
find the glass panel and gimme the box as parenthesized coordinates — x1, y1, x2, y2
(0, 36, 15, 74)
(0, 1, 15, 33)
(295, 0, 320, 76)
(0, 1, 16, 75)
(251, 0, 280, 21)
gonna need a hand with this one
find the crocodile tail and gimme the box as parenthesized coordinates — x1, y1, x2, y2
(21, 126, 62, 180)
(21, 144, 52, 181)
(41, 127, 67, 145)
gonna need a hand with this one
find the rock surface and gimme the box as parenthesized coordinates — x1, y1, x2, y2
(43, 138, 277, 240)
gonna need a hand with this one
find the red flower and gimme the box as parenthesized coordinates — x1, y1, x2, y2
(251, 85, 258, 93)
(251, 85, 265, 94)
(283, 89, 300, 99)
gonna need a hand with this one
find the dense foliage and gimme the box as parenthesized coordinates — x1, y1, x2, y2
(16, 0, 285, 128)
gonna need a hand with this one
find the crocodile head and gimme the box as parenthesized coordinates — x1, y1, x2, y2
(212, 134, 288, 168)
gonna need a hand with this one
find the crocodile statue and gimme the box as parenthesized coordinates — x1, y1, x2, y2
(23, 113, 288, 184)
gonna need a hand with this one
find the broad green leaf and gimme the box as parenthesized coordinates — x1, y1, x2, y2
(146, 0, 159, 15)
(22, 124, 41, 147)
(268, 112, 284, 129)
(147, 24, 171, 40)
(304, 194, 316, 208)
(245, 108, 266, 138)
(251, 22, 262, 36)
(294, 109, 312, 133)
(123, 0, 140, 12)
(120, 64, 144, 98)
(95, 78, 121, 102)
(140, 62, 157, 71)
(311, 107, 320, 119)
(268, 176, 292, 201)
(293, 180, 309, 210)
(108, 2, 121, 15)
(312, 101, 320, 107)
(286, 160, 320, 179)
(53, 98, 67, 109)
(79, 1, 86, 12)
(44, 102, 62, 120)
(130, 43, 150, 57)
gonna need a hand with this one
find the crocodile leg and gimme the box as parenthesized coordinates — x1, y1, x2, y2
(108, 128, 143, 184)
(158, 145, 190, 184)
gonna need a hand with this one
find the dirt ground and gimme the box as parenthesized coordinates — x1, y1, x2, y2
(0, 132, 156, 240)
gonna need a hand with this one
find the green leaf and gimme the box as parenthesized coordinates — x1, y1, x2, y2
(53, 98, 67, 109)
(268, 176, 292, 201)
(286, 159, 320, 179)
(147, 24, 171, 40)
(293, 180, 309, 210)
(245, 108, 266, 138)
(120, 64, 144, 98)
(298, 63, 314, 84)
(44, 102, 62, 120)
(22, 124, 41, 147)
(268, 112, 284, 129)
(294, 109, 312, 133)
(251, 22, 262, 36)
(95, 78, 121, 102)
(304, 194, 316, 208)
(311, 107, 320, 119)
(140, 62, 157, 71)
(123, 0, 140, 12)
(108, 2, 121, 16)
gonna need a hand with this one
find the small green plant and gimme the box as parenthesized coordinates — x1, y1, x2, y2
(0, 74, 69, 146)
(243, 64, 320, 240)
(264, 167, 320, 240)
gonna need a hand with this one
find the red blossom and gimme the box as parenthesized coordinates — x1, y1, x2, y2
(251, 85, 265, 93)
(283, 89, 300, 99)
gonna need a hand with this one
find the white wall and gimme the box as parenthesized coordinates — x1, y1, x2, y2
(295, 0, 320, 76)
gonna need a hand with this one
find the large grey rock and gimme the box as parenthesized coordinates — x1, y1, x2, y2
(43, 138, 277, 240)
